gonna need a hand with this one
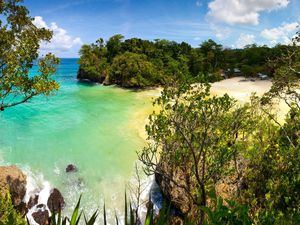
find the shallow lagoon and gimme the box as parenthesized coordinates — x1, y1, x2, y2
(0, 58, 154, 220)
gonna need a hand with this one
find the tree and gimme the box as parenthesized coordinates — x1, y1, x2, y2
(240, 65, 253, 78)
(263, 33, 300, 109)
(199, 39, 223, 73)
(139, 83, 257, 224)
(109, 52, 157, 88)
(0, 0, 59, 111)
(106, 34, 124, 62)
(78, 43, 108, 82)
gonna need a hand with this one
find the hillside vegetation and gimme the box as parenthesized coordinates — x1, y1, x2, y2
(78, 35, 289, 88)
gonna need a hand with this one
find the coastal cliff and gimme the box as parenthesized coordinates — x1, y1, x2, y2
(0, 166, 65, 225)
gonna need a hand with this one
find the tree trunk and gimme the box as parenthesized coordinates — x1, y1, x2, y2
(199, 183, 206, 225)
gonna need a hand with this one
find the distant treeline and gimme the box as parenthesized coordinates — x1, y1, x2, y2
(77, 35, 290, 88)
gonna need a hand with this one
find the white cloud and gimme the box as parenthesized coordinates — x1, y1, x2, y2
(261, 22, 299, 45)
(235, 33, 255, 48)
(207, 0, 290, 25)
(33, 16, 82, 53)
(210, 24, 231, 40)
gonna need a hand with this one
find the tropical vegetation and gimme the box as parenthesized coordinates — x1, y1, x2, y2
(1, 0, 300, 225)
(0, 0, 59, 111)
(78, 35, 289, 88)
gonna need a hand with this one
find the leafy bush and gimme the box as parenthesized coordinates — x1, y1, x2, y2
(0, 193, 27, 225)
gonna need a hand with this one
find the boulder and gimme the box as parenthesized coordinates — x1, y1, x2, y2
(32, 205, 49, 225)
(0, 165, 27, 207)
(155, 162, 196, 216)
(47, 188, 65, 213)
(156, 157, 248, 219)
(66, 164, 77, 173)
(28, 194, 39, 209)
(102, 74, 111, 86)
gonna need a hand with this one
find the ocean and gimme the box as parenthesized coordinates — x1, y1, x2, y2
(0, 58, 153, 222)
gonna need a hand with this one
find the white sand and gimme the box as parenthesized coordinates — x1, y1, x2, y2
(133, 77, 290, 140)
(211, 77, 289, 122)
(210, 77, 272, 102)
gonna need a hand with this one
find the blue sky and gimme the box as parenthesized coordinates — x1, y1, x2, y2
(25, 0, 300, 57)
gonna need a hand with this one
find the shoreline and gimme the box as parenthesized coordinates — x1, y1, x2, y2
(131, 77, 290, 142)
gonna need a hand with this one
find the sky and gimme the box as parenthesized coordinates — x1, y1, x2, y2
(23, 0, 300, 57)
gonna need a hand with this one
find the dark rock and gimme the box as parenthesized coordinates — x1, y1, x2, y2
(37, 204, 45, 209)
(32, 209, 49, 225)
(0, 165, 27, 207)
(66, 164, 77, 173)
(47, 188, 65, 213)
(28, 194, 39, 209)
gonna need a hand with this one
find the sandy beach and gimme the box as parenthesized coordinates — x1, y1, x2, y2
(133, 77, 290, 140)
(210, 77, 272, 102)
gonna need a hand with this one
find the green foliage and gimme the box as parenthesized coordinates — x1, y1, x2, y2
(138, 38, 300, 223)
(0, 193, 26, 225)
(240, 65, 253, 78)
(139, 81, 262, 223)
(0, 0, 60, 111)
(202, 190, 252, 225)
(110, 52, 157, 88)
(78, 36, 227, 88)
(78, 34, 291, 88)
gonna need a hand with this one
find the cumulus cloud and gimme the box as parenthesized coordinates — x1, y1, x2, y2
(235, 33, 255, 48)
(207, 0, 290, 25)
(33, 16, 82, 52)
(261, 22, 299, 45)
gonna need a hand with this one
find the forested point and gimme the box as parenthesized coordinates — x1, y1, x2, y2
(77, 34, 290, 88)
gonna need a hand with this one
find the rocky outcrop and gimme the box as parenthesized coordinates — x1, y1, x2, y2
(28, 194, 39, 209)
(47, 188, 65, 213)
(66, 164, 77, 173)
(155, 158, 247, 220)
(32, 204, 49, 225)
(77, 68, 107, 83)
(155, 162, 197, 216)
(0, 165, 27, 207)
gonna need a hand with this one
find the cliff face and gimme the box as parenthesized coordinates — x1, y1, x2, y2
(77, 68, 110, 85)
(0, 165, 27, 207)
(155, 159, 246, 220)
(155, 161, 199, 218)
(0, 166, 66, 225)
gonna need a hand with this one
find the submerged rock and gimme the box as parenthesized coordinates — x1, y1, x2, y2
(47, 188, 65, 213)
(66, 164, 77, 173)
(0, 165, 27, 207)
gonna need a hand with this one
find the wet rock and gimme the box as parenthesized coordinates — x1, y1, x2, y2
(66, 164, 77, 173)
(37, 204, 45, 209)
(47, 188, 65, 213)
(28, 194, 39, 209)
(32, 207, 49, 225)
(0, 165, 27, 207)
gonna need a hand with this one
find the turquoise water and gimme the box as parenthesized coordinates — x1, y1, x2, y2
(0, 59, 151, 219)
